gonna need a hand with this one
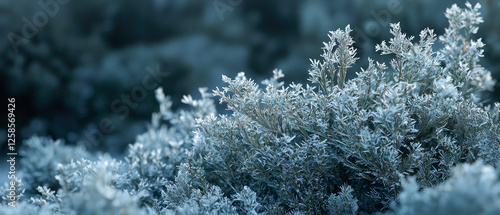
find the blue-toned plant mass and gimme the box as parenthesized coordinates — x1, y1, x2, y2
(1, 2, 500, 215)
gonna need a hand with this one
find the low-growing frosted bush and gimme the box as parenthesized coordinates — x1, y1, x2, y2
(385, 161, 500, 215)
(18, 136, 92, 192)
(2, 2, 499, 215)
(116, 87, 217, 205)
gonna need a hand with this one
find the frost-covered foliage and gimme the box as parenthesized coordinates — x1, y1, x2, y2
(160, 163, 237, 214)
(0, 201, 55, 215)
(2, 2, 500, 215)
(4, 0, 500, 150)
(193, 2, 499, 213)
(385, 161, 500, 215)
(30, 156, 145, 215)
(115, 87, 216, 205)
(18, 137, 92, 192)
(325, 185, 358, 215)
(57, 158, 146, 215)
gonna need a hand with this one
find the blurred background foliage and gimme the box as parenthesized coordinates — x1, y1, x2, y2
(1, 0, 499, 154)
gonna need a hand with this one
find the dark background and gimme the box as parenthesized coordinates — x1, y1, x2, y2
(1, 0, 499, 155)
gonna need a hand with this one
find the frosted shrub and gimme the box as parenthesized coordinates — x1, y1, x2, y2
(160, 163, 237, 214)
(19, 137, 92, 192)
(325, 185, 358, 215)
(116, 87, 217, 205)
(0, 202, 55, 215)
(385, 161, 500, 215)
(2, 2, 499, 215)
(193, 2, 499, 213)
(58, 161, 146, 215)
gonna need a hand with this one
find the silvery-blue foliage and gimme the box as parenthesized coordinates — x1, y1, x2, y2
(325, 185, 358, 215)
(385, 161, 500, 215)
(115, 87, 217, 205)
(0, 201, 55, 215)
(57, 159, 146, 215)
(18, 136, 92, 192)
(160, 163, 237, 215)
(2, 2, 499, 215)
(193, 2, 499, 213)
